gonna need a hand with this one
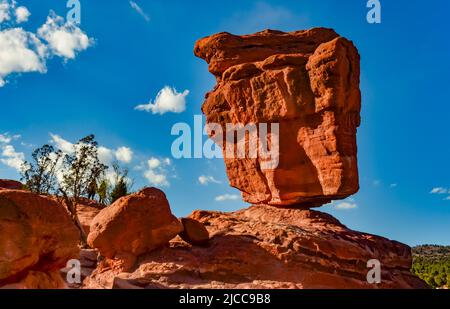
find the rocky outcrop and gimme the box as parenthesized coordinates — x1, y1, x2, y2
(178, 218, 210, 246)
(195, 28, 361, 207)
(0, 190, 79, 288)
(87, 188, 183, 264)
(85, 206, 426, 289)
(0, 179, 23, 190)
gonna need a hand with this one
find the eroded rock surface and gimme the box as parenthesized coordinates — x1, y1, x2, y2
(195, 28, 361, 207)
(85, 206, 426, 289)
(87, 188, 183, 260)
(0, 190, 79, 288)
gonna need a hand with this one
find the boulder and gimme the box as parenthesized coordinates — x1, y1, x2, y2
(87, 188, 183, 259)
(0, 179, 23, 190)
(178, 218, 209, 246)
(76, 202, 103, 235)
(85, 205, 427, 289)
(0, 190, 80, 288)
(195, 28, 361, 207)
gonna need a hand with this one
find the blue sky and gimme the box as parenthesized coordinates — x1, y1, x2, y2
(0, 0, 449, 246)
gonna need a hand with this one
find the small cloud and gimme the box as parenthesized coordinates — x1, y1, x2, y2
(129, 1, 150, 22)
(372, 180, 381, 186)
(15, 6, 30, 23)
(50, 133, 74, 153)
(143, 156, 172, 187)
(390, 183, 398, 188)
(198, 175, 221, 185)
(147, 157, 161, 169)
(445, 196, 450, 201)
(215, 194, 240, 202)
(334, 202, 357, 210)
(430, 187, 449, 194)
(0, 0, 14, 23)
(115, 147, 133, 163)
(37, 12, 93, 59)
(0, 144, 25, 171)
(135, 86, 189, 115)
(0, 133, 20, 144)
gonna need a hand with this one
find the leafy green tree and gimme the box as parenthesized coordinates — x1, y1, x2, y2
(60, 135, 108, 201)
(97, 178, 109, 205)
(59, 135, 108, 246)
(21, 145, 62, 195)
(109, 162, 130, 203)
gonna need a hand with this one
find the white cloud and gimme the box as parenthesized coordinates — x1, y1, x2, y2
(147, 157, 161, 169)
(0, 4, 92, 87)
(144, 169, 168, 187)
(0, 132, 20, 144)
(135, 86, 189, 115)
(199, 175, 221, 185)
(50, 133, 74, 153)
(390, 183, 398, 188)
(97, 146, 114, 165)
(372, 180, 381, 186)
(215, 194, 240, 202)
(0, 134, 10, 143)
(0, 1, 12, 23)
(0, 144, 24, 171)
(37, 12, 92, 59)
(129, 1, 150, 22)
(334, 202, 358, 210)
(143, 156, 171, 187)
(115, 147, 133, 163)
(0, 28, 47, 87)
(445, 196, 450, 201)
(15, 6, 29, 23)
(430, 187, 449, 194)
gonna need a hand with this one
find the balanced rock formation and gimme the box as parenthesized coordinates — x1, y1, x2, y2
(0, 179, 23, 190)
(195, 28, 361, 207)
(0, 190, 79, 288)
(87, 188, 183, 262)
(85, 205, 426, 289)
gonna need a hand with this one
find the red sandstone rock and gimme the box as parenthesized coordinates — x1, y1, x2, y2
(76, 201, 103, 235)
(178, 218, 209, 246)
(1, 271, 67, 289)
(87, 188, 183, 259)
(0, 179, 23, 190)
(0, 190, 80, 288)
(84, 205, 426, 289)
(194, 28, 361, 207)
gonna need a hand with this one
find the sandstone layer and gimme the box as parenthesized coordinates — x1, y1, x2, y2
(85, 206, 426, 289)
(195, 28, 361, 207)
(0, 179, 23, 190)
(0, 190, 79, 288)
